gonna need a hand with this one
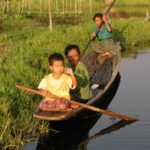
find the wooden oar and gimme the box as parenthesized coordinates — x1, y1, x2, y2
(80, 0, 116, 59)
(16, 85, 137, 121)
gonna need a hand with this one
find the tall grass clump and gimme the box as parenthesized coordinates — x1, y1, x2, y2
(111, 18, 150, 56)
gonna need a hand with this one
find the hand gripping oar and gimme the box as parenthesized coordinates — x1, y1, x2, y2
(16, 85, 137, 121)
(80, 0, 116, 59)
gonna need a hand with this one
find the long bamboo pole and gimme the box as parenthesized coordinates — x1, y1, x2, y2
(16, 85, 137, 121)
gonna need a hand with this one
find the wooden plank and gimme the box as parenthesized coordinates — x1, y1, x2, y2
(90, 58, 112, 84)
(100, 61, 112, 83)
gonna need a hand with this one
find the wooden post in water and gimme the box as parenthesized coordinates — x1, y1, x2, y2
(62, 0, 65, 15)
(28, 0, 31, 15)
(89, 0, 92, 14)
(6, 0, 9, 13)
(44, 0, 47, 11)
(40, 0, 42, 17)
(21, 0, 25, 14)
(18, 0, 21, 14)
(48, 0, 52, 31)
(2, 0, 5, 17)
(56, 0, 58, 12)
(75, 0, 77, 17)
(79, 0, 82, 14)
(70, 0, 71, 11)
(1, 0, 3, 8)
(65, 0, 68, 12)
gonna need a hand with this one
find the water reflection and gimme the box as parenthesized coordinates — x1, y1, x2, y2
(126, 50, 148, 59)
(79, 120, 136, 146)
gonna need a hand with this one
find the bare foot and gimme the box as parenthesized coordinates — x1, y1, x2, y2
(107, 53, 112, 58)
(70, 104, 79, 109)
(98, 54, 104, 59)
(59, 103, 69, 110)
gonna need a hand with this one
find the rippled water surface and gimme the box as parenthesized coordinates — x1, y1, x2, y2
(24, 49, 150, 150)
(87, 49, 150, 150)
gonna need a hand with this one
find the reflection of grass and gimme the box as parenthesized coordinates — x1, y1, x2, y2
(0, 1, 150, 149)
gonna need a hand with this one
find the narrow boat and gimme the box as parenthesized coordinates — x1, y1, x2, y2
(36, 73, 122, 149)
(33, 44, 121, 122)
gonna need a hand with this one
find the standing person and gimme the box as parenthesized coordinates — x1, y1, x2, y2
(38, 53, 78, 111)
(91, 13, 121, 60)
(65, 45, 92, 103)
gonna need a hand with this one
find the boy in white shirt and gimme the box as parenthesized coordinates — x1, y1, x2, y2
(38, 53, 77, 111)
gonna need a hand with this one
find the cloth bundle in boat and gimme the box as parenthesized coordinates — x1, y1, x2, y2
(39, 99, 70, 111)
(91, 38, 121, 56)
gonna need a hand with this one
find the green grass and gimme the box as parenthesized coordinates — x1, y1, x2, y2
(0, 0, 150, 149)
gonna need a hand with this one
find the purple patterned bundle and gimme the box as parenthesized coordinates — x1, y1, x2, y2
(39, 99, 70, 111)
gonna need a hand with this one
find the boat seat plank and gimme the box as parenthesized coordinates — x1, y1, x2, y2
(90, 58, 112, 84)
(100, 62, 112, 83)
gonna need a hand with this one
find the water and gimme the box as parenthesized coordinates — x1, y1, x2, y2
(23, 49, 150, 150)
(87, 49, 150, 150)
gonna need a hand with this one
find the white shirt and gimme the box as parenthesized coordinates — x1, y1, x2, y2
(38, 74, 75, 91)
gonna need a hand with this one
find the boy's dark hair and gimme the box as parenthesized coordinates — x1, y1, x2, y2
(65, 45, 80, 56)
(48, 53, 64, 65)
(93, 13, 103, 20)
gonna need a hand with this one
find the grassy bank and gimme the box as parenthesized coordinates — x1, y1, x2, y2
(0, 16, 150, 148)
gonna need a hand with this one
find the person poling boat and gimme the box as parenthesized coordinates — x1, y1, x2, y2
(38, 53, 78, 112)
(79, 0, 117, 59)
(91, 13, 121, 62)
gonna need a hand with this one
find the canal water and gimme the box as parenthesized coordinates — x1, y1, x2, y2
(86, 49, 150, 150)
(23, 49, 150, 150)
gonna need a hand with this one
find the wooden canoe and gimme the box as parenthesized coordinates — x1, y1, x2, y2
(33, 44, 121, 121)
